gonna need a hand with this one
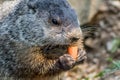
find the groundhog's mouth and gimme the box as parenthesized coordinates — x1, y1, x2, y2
(41, 45, 68, 59)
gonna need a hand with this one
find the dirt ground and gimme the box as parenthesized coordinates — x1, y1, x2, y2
(61, 0, 120, 80)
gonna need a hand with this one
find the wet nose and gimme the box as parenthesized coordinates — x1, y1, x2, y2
(70, 37, 80, 42)
(67, 25, 82, 42)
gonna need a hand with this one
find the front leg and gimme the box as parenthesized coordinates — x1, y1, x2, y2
(46, 50, 86, 76)
(57, 49, 86, 71)
(75, 50, 87, 65)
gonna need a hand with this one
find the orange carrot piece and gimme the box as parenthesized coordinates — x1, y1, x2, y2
(68, 46, 78, 60)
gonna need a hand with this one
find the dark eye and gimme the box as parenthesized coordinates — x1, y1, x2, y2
(52, 19, 59, 25)
(50, 15, 62, 26)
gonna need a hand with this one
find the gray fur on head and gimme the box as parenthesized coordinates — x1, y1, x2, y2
(0, 0, 82, 46)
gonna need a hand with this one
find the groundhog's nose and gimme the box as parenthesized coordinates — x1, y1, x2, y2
(70, 37, 80, 42)
(66, 25, 82, 43)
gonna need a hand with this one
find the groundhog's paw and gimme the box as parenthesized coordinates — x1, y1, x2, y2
(75, 50, 87, 65)
(57, 54, 75, 71)
(57, 50, 86, 71)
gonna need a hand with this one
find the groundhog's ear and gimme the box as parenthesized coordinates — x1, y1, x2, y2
(27, 0, 37, 10)
(27, 0, 38, 13)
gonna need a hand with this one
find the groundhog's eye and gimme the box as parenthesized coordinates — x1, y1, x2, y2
(52, 19, 59, 25)
(51, 18, 61, 26)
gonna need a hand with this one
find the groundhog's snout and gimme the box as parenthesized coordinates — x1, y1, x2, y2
(65, 25, 82, 43)
(70, 36, 80, 43)
(69, 31, 82, 43)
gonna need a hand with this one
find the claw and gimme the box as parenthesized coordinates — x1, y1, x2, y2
(76, 50, 86, 65)
(56, 49, 86, 71)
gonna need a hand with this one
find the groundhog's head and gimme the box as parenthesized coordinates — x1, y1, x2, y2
(8, 0, 83, 59)
(6, 0, 83, 59)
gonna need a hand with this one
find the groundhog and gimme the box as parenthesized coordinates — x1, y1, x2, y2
(0, 0, 86, 80)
